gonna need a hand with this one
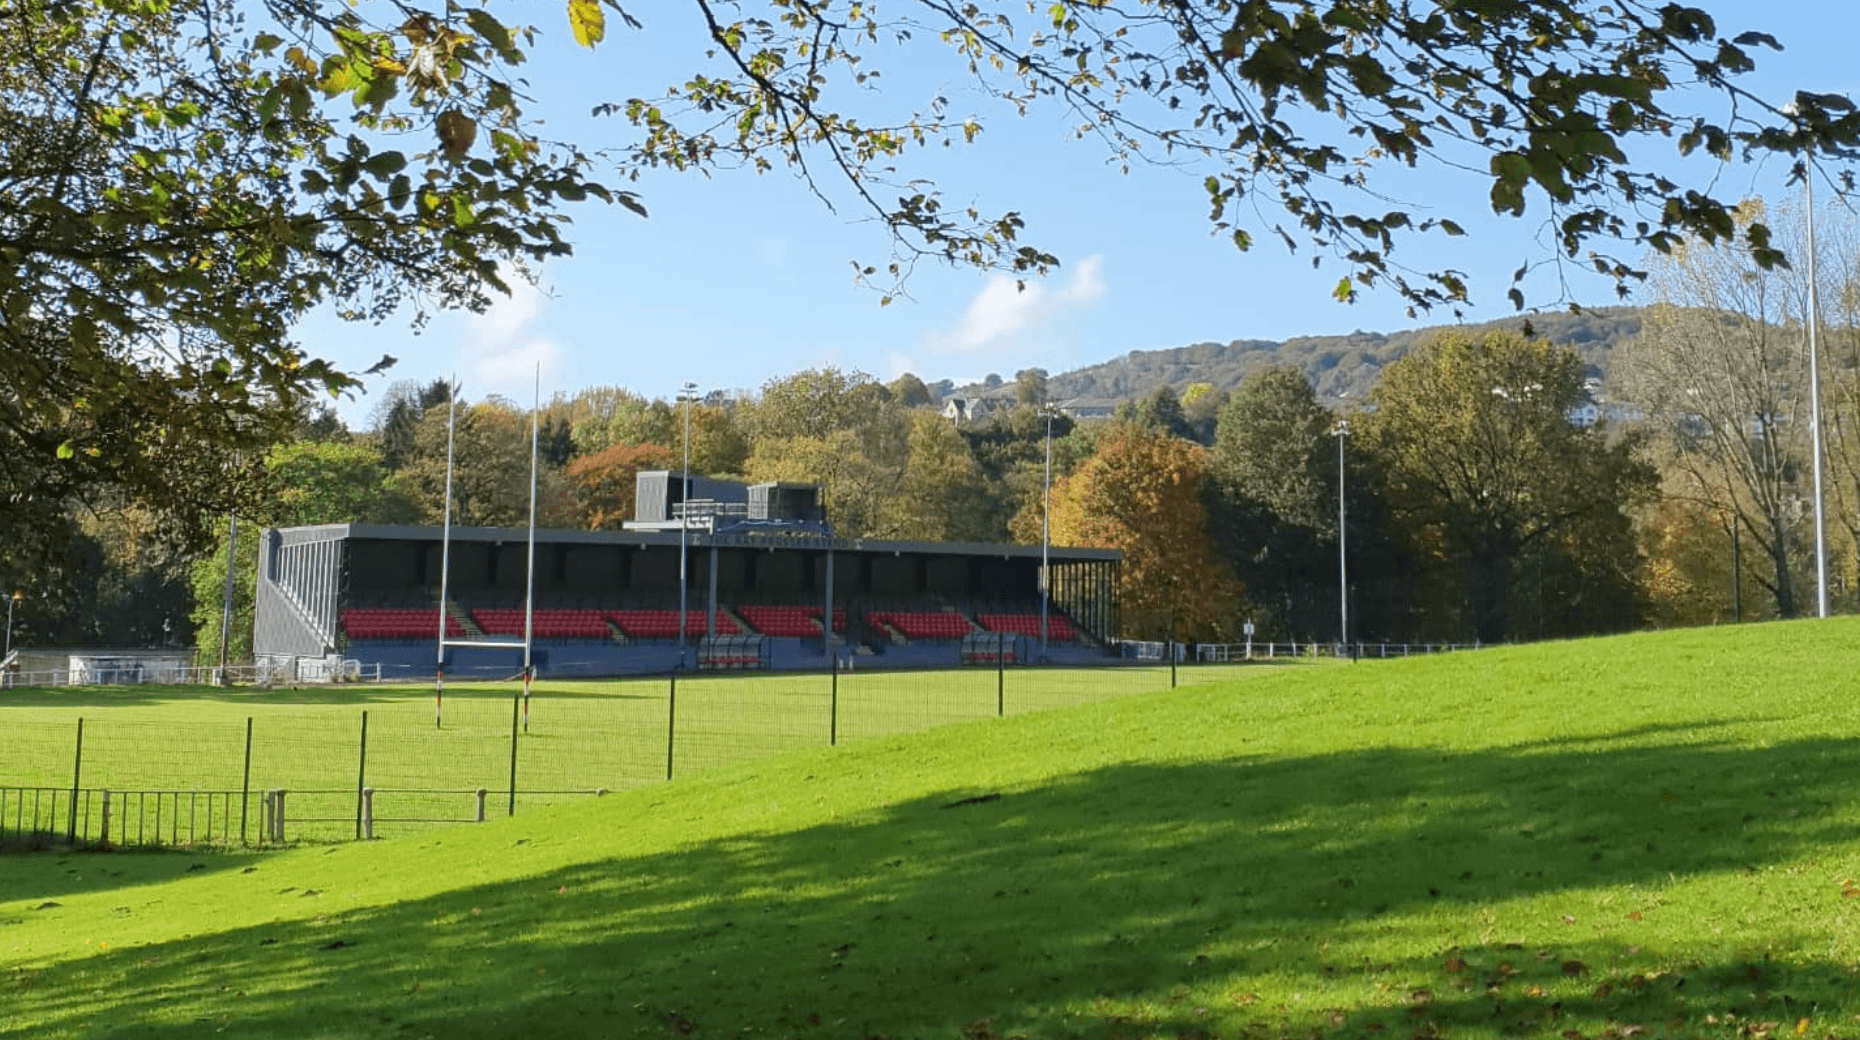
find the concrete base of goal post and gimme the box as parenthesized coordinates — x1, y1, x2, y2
(99, 790, 110, 847)
(360, 787, 374, 840)
(475, 788, 488, 822)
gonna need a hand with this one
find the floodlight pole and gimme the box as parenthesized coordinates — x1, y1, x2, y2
(218, 450, 240, 684)
(678, 382, 699, 671)
(1786, 99, 1830, 618)
(1334, 420, 1349, 653)
(1805, 144, 1830, 618)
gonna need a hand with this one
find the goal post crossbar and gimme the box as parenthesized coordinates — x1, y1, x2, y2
(439, 639, 531, 651)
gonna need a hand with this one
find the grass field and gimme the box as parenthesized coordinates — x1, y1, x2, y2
(5, 621, 1860, 1039)
(0, 662, 1251, 842)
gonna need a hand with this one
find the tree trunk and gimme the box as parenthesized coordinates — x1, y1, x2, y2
(1767, 522, 1799, 618)
(1465, 531, 1515, 644)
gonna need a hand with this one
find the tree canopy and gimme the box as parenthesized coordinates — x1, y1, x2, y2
(1364, 331, 1654, 641)
(1, 0, 612, 564)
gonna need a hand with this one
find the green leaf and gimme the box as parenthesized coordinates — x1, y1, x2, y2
(466, 9, 516, 58)
(56, 442, 75, 460)
(362, 151, 407, 177)
(1489, 150, 1531, 185)
(1332, 277, 1353, 302)
(568, 0, 606, 48)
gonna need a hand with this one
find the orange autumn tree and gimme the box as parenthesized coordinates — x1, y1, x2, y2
(1043, 423, 1244, 642)
(566, 442, 675, 530)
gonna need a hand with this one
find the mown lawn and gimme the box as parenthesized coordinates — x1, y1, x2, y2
(4, 622, 1858, 1039)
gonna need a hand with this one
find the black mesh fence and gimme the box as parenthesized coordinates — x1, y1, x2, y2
(0, 659, 1259, 846)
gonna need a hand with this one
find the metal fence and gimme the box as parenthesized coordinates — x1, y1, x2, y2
(0, 647, 1481, 850)
(1188, 641, 1481, 661)
(0, 661, 321, 690)
(2, 660, 1203, 848)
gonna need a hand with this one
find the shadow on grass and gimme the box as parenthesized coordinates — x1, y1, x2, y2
(0, 845, 276, 904)
(14, 731, 1860, 1038)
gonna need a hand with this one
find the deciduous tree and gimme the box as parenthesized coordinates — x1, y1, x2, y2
(1364, 331, 1654, 643)
(887, 410, 997, 543)
(1046, 423, 1243, 642)
(1, 1, 615, 564)
(1620, 203, 1816, 618)
(393, 399, 568, 528)
(738, 368, 896, 444)
(566, 442, 676, 530)
(1208, 367, 1339, 639)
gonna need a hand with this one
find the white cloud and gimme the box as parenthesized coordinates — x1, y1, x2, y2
(886, 352, 918, 379)
(474, 338, 564, 399)
(470, 272, 549, 347)
(465, 267, 562, 398)
(924, 255, 1107, 356)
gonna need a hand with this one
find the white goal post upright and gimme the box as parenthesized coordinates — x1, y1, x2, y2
(435, 374, 457, 728)
(434, 371, 542, 729)
(521, 365, 539, 731)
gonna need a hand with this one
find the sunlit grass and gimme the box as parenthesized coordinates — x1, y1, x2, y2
(6, 621, 1860, 1039)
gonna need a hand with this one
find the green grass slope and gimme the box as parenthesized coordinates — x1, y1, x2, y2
(7, 622, 1860, 1040)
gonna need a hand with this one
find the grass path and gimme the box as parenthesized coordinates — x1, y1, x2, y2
(5, 622, 1860, 1038)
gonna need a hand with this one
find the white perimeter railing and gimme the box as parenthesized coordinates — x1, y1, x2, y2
(1188, 641, 1480, 661)
(0, 660, 382, 690)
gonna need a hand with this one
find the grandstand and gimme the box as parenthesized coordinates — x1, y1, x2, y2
(254, 474, 1119, 679)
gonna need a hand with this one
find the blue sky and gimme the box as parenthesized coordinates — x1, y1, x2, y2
(300, 1, 1858, 428)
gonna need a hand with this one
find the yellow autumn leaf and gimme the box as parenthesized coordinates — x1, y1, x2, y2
(567, 0, 605, 47)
